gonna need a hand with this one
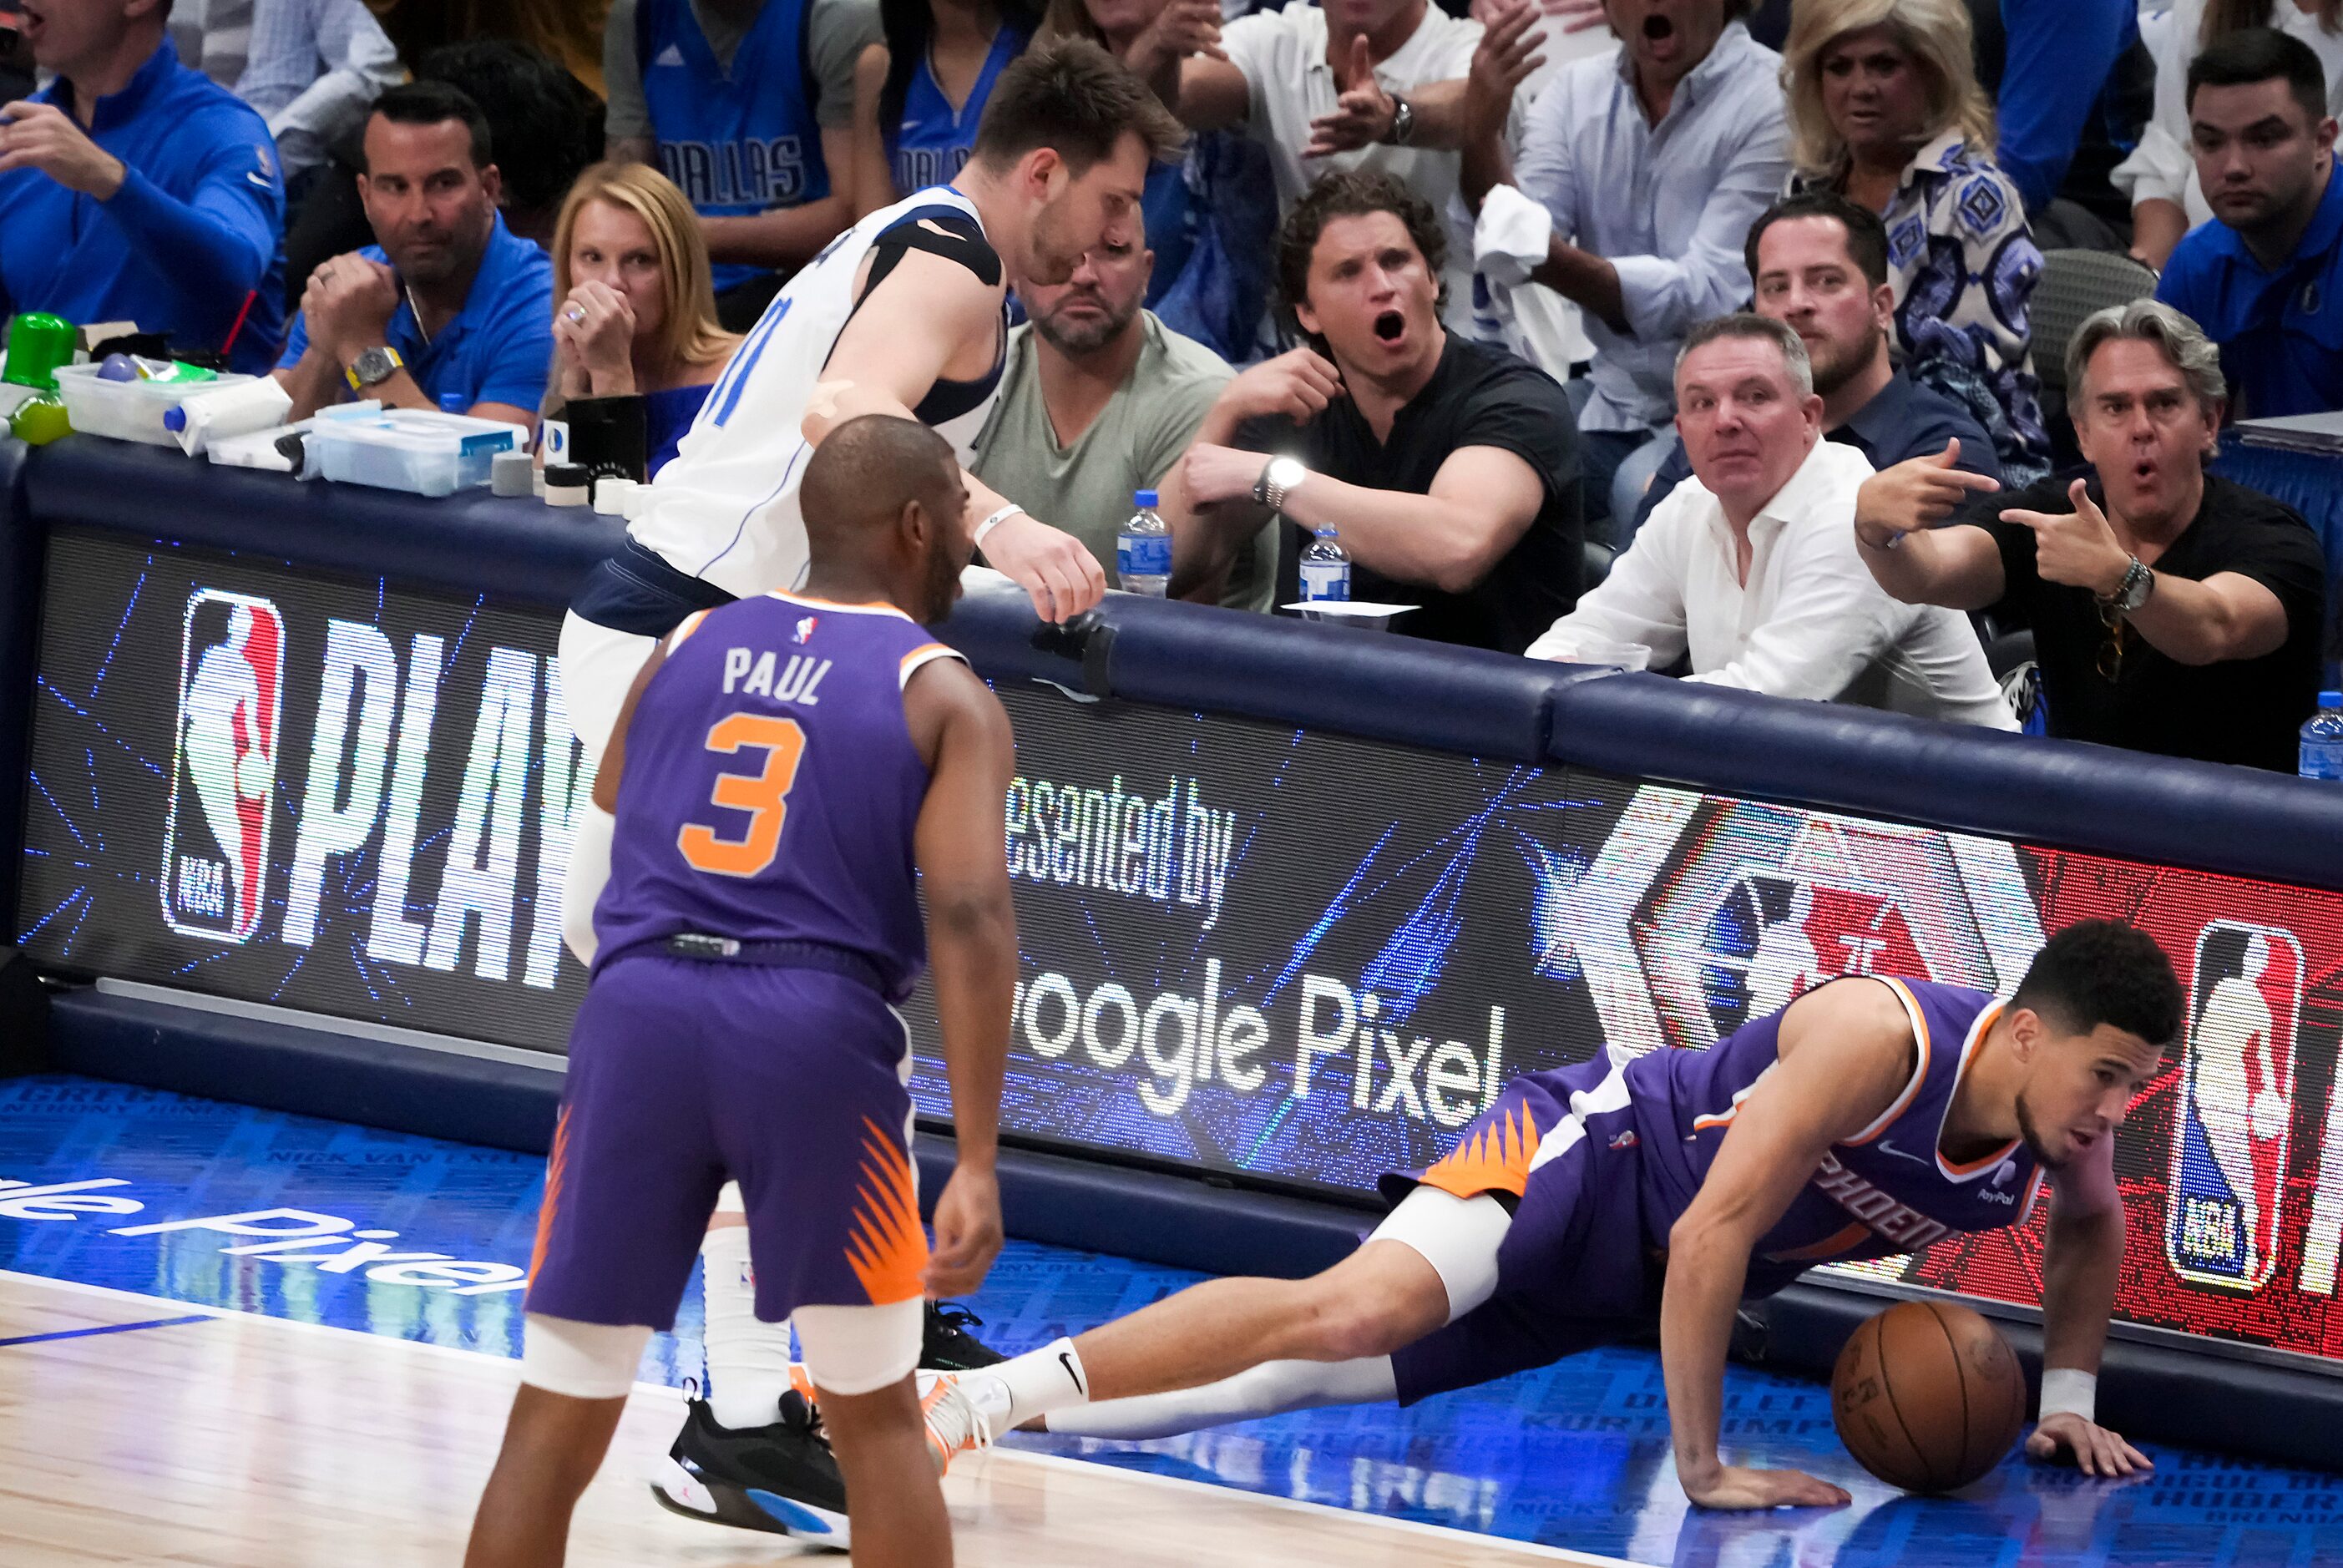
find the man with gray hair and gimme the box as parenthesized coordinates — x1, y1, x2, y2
(1855, 297, 2325, 771)
(1527, 313, 2013, 728)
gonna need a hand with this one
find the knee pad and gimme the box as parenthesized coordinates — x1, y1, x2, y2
(793, 1298, 924, 1396)
(521, 1312, 652, 1400)
(1369, 1186, 1513, 1323)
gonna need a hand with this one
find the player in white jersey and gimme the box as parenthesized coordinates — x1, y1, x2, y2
(542, 39, 1187, 1548)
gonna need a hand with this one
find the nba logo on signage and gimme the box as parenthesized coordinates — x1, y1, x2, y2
(159, 590, 286, 943)
(2167, 921, 2300, 1290)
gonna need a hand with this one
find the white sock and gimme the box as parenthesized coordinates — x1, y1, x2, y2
(979, 1336, 1091, 1439)
(699, 1222, 797, 1430)
(1045, 1356, 1398, 1440)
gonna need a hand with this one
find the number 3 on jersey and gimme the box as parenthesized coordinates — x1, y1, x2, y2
(677, 714, 807, 877)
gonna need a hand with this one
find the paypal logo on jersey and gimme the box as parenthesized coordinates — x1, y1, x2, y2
(660, 136, 808, 210)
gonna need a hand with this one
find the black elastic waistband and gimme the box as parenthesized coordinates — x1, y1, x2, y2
(569, 539, 737, 640)
(600, 933, 889, 994)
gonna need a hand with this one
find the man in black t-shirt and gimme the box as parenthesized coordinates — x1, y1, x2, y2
(1852, 299, 2324, 771)
(1160, 169, 1582, 654)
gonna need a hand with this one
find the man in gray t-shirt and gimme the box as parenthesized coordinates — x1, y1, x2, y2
(974, 228, 1278, 612)
(603, 0, 879, 328)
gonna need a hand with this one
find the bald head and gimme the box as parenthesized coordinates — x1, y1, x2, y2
(800, 415, 972, 620)
(803, 416, 962, 549)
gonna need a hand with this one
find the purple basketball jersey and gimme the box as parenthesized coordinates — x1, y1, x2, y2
(592, 590, 962, 999)
(1633, 977, 2043, 1292)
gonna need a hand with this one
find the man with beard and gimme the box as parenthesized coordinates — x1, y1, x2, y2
(970, 223, 1280, 610)
(466, 416, 1016, 1568)
(551, 41, 1177, 1544)
(1628, 191, 2000, 535)
(913, 919, 2173, 1509)
(1857, 297, 2325, 771)
(2156, 28, 2343, 421)
(1161, 169, 1584, 654)
(1528, 313, 2013, 727)
(274, 81, 551, 427)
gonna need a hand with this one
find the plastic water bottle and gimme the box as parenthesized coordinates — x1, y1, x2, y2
(2300, 690, 2343, 779)
(1300, 527, 1351, 603)
(1118, 488, 1171, 596)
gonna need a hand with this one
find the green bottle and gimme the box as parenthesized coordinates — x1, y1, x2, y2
(5, 312, 76, 446)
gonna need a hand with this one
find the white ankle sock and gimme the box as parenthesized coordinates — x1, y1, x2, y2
(699, 1222, 797, 1430)
(984, 1337, 1091, 1438)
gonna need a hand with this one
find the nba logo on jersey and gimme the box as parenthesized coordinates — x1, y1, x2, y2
(2166, 921, 2302, 1290)
(159, 589, 285, 943)
(1699, 871, 1928, 1039)
(794, 615, 818, 644)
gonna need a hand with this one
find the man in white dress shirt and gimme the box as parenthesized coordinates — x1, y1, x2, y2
(1526, 313, 2015, 729)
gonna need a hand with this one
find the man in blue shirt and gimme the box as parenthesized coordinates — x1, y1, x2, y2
(0, 0, 286, 374)
(2157, 29, 2343, 422)
(275, 79, 552, 430)
(1632, 192, 2000, 534)
(1977, 0, 2139, 221)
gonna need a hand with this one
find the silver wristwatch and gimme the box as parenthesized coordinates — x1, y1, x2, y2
(1254, 455, 1307, 510)
(2106, 556, 2154, 614)
(346, 345, 403, 390)
(1383, 94, 1415, 146)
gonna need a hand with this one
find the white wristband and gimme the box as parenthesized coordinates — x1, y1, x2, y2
(2038, 1368, 2097, 1424)
(974, 503, 1024, 550)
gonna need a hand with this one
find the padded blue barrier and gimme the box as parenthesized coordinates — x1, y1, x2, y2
(21, 436, 625, 609)
(1548, 672, 2343, 893)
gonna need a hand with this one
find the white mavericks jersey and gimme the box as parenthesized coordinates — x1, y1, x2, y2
(627, 186, 1008, 599)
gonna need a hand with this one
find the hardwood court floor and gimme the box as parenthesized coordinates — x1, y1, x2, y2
(0, 1272, 1634, 1568)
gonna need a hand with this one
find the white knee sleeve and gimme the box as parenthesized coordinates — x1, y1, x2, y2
(1368, 1186, 1512, 1323)
(795, 1298, 924, 1397)
(521, 1313, 652, 1400)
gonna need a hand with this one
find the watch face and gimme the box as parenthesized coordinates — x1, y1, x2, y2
(1268, 458, 1306, 488)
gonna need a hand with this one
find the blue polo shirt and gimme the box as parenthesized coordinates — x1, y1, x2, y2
(0, 38, 286, 374)
(278, 211, 554, 413)
(2158, 169, 2343, 421)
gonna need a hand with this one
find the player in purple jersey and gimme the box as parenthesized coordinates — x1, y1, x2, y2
(464, 417, 1015, 1568)
(913, 921, 2183, 1510)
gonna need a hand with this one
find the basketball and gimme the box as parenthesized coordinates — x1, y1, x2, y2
(1830, 1300, 2027, 1493)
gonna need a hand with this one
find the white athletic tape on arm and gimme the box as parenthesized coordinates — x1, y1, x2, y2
(2038, 1367, 2097, 1424)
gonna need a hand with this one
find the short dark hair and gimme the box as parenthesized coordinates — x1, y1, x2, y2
(2187, 27, 2328, 125)
(972, 36, 1185, 174)
(366, 81, 495, 173)
(418, 41, 602, 219)
(1275, 169, 1449, 340)
(2010, 920, 2184, 1049)
(1744, 190, 1890, 291)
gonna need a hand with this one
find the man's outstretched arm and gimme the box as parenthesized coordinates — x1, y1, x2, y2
(812, 245, 1106, 621)
(1660, 980, 1916, 1510)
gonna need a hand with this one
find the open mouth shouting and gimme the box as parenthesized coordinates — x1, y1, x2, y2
(1372, 310, 1406, 344)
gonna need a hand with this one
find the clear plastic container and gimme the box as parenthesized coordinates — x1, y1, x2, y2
(306, 409, 531, 497)
(53, 363, 253, 447)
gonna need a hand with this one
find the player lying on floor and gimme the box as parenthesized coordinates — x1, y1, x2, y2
(909, 921, 2175, 1511)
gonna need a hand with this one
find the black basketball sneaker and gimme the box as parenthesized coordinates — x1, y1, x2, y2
(650, 1391, 851, 1548)
(923, 1301, 1005, 1370)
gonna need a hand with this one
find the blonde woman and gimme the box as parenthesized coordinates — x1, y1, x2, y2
(547, 162, 740, 476)
(1783, 0, 2050, 483)
(2116, 0, 2343, 271)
